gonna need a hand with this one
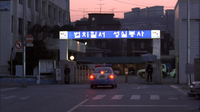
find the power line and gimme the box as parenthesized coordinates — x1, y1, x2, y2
(97, 0, 104, 13)
(114, 0, 174, 8)
(113, 0, 148, 7)
(79, 8, 88, 17)
(109, 8, 116, 13)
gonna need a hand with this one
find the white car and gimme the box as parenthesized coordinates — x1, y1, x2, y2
(190, 81, 200, 97)
(90, 66, 117, 89)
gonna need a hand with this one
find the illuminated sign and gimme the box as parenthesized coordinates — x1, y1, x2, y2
(59, 30, 160, 39)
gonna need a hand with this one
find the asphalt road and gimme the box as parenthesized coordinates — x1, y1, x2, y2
(1, 81, 200, 112)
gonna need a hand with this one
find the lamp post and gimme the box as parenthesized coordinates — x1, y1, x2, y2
(22, 0, 26, 87)
(187, 0, 191, 86)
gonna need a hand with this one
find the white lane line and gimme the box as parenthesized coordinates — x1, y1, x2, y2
(111, 95, 123, 100)
(80, 105, 188, 107)
(92, 95, 106, 100)
(170, 85, 187, 96)
(150, 95, 160, 100)
(1, 88, 18, 92)
(67, 99, 88, 112)
(19, 97, 30, 100)
(130, 95, 141, 100)
(169, 98, 179, 100)
(2, 96, 17, 99)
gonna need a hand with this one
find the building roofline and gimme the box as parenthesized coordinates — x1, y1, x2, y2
(88, 13, 114, 15)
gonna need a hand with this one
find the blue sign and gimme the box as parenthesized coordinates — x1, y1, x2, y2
(59, 30, 160, 39)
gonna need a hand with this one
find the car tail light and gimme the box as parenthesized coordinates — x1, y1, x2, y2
(100, 71, 104, 74)
(90, 75, 95, 79)
(109, 74, 114, 79)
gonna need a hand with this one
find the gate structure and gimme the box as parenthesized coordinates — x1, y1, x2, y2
(59, 30, 161, 84)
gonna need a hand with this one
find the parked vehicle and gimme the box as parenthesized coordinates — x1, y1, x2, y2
(189, 81, 200, 97)
(170, 69, 176, 78)
(137, 64, 167, 78)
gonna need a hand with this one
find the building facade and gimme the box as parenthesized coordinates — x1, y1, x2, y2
(75, 13, 123, 57)
(0, 0, 70, 75)
(175, 0, 200, 83)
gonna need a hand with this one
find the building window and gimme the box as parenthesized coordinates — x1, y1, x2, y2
(92, 24, 96, 30)
(54, 8, 56, 20)
(19, 0, 23, 5)
(28, 0, 31, 8)
(28, 21, 31, 31)
(35, 0, 38, 12)
(92, 17, 95, 21)
(132, 42, 135, 49)
(63, 14, 65, 24)
(141, 42, 144, 49)
(42, 1, 45, 15)
(12, 15, 13, 33)
(48, 5, 51, 18)
(164, 42, 167, 48)
(59, 11, 61, 22)
(18, 18, 23, 35)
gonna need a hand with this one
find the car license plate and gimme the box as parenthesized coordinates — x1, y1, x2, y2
(99, 75, 105, 78)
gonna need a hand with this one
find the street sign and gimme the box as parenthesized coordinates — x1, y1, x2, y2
(26, 34, 33, 43)
(15, 41, 23, 52)
(26, 43, 33, 47)
(59, 30, 160, 40)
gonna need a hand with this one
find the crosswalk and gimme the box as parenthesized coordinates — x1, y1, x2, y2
(91, 95, 180, 100)
(1, 94, 180, 101)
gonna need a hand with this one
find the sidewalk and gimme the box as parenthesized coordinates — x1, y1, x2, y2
(0, 82, 24, 87)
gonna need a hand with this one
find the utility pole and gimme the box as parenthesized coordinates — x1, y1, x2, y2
(97, 0, 104, 13)
(22, 0, 26, 87)
(79, 8, 88, 18)
(187, 0, 191, 87)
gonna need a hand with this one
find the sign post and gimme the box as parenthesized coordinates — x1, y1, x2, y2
(26, 34, 34, 47)
(15, 41, 23, 52)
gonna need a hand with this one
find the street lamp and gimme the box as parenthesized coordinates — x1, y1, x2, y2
(70, 55, 75, 61)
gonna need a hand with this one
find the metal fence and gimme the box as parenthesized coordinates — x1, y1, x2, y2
(74, 65, 94, 84)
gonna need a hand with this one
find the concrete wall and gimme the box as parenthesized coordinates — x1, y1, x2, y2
(175, 0, 200, 84)
(0, 11, 11, 75)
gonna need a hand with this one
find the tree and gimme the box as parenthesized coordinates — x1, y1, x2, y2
(26, 39, 56, 75)
(51, 25, 61, 38)
(26, 23, 57, 75)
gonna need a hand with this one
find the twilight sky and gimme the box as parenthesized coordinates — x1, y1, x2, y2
(70, 0, 178, 22)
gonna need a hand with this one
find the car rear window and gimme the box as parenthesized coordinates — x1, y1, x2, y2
(93, 68, 112, 73)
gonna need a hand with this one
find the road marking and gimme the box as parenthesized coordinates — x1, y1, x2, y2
(19, 97, 30, 100)
(111, 95, 123, 100)
(130, 95, 141, 100)
(93, 95, 106, 100)
(0, 88, 18, 92)
(150, 95, 160, 100)
(67, 99, 88, 112)
(170, 85, 187, 96)
(80, 105, 188, 107)
(137, 87, 140, 89)
(2, 95, 17, 99)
